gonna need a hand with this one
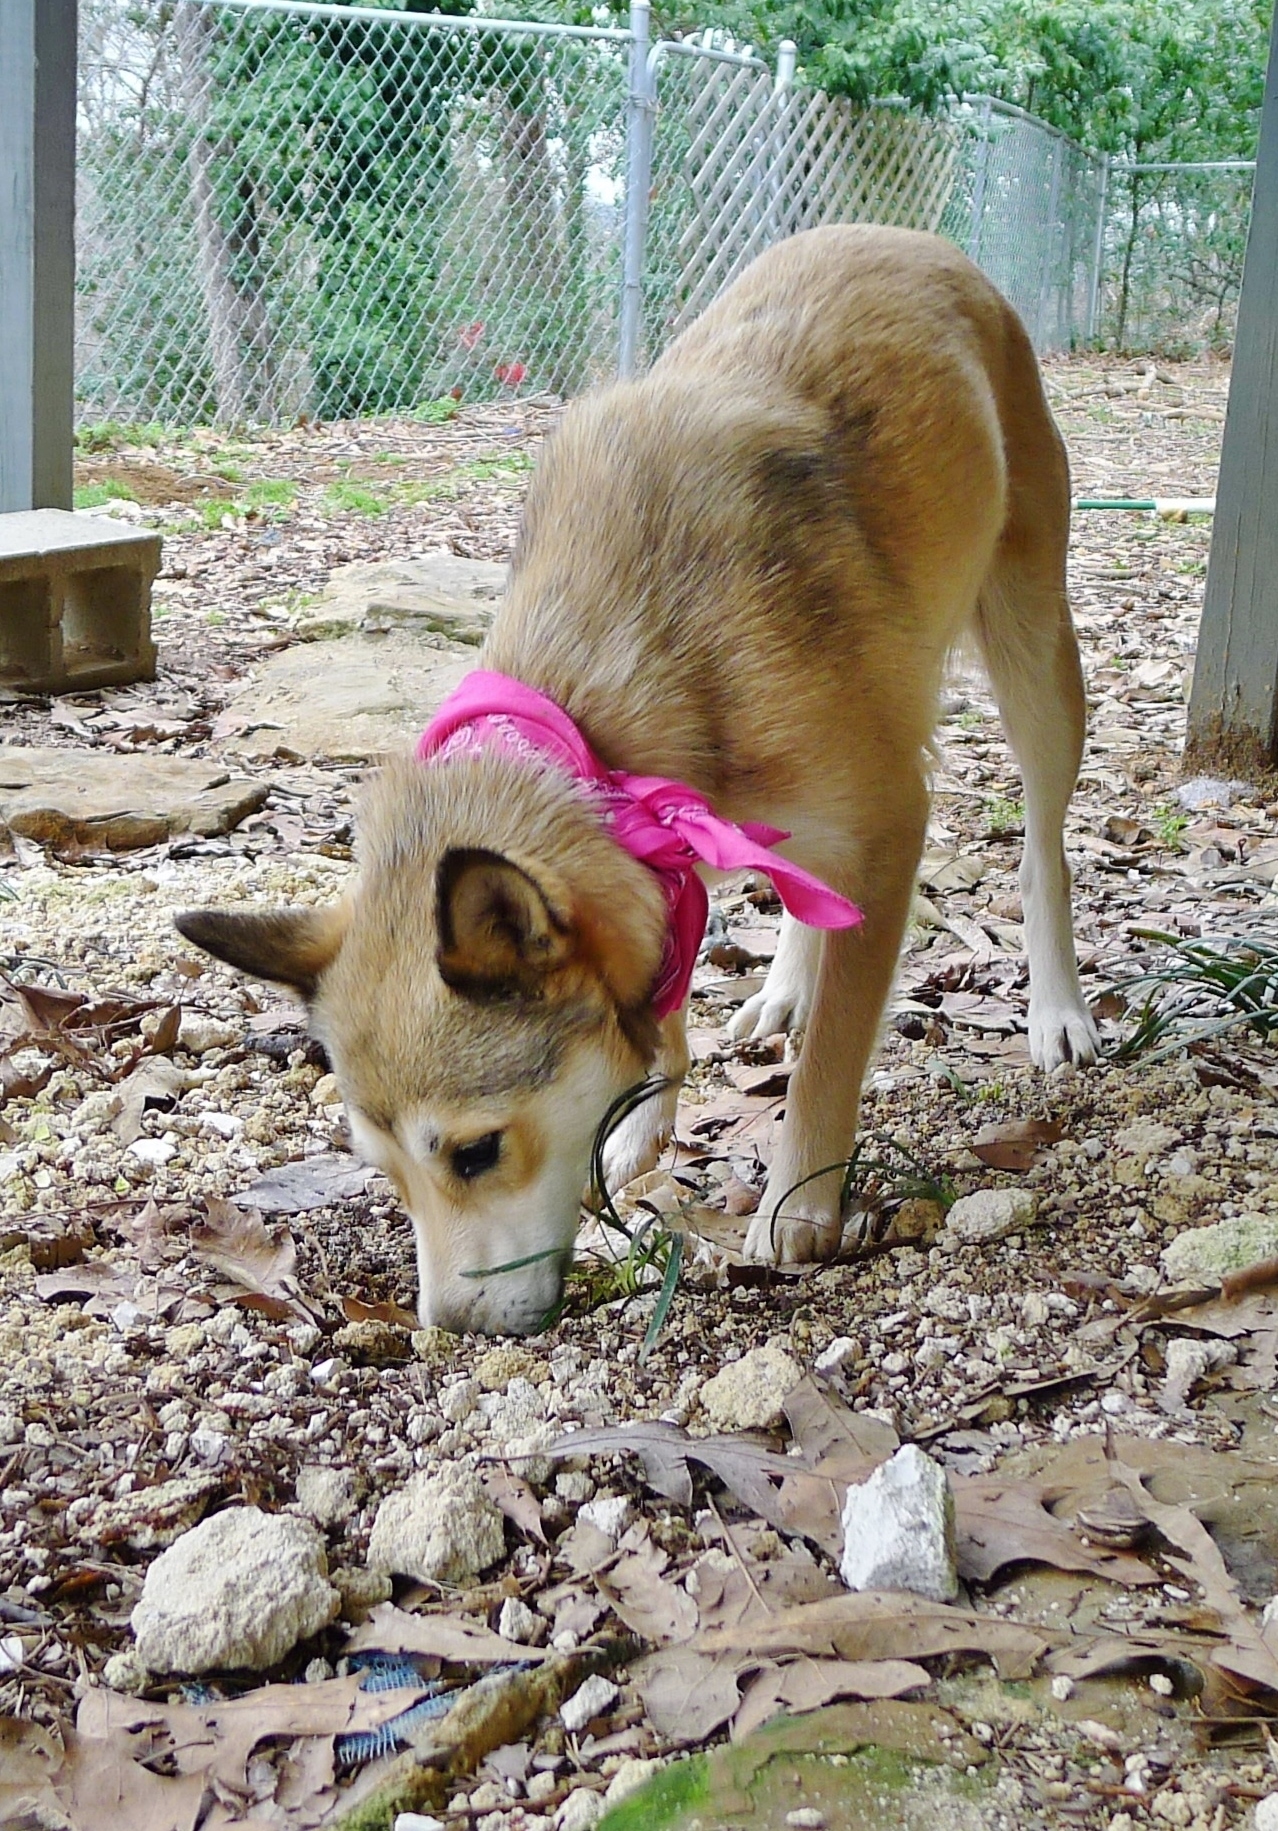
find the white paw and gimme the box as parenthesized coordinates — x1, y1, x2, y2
(743, 1192, 843, 1264)
(728, 979, 812, 1043)
(1029, 1001, 1100, 1070)
(600, 1091, 678, 1190)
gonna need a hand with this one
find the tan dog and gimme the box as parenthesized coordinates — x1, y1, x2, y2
(177, 224, 1098, 1335)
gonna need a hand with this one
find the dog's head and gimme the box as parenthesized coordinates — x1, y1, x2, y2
(176, 756, 666, 1335)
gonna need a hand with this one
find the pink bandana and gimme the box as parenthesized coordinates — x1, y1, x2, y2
(417, 670, 861, 1017)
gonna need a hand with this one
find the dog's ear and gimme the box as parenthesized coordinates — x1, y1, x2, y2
(436, 848, 573, 997)
(174, 905, 349, 997)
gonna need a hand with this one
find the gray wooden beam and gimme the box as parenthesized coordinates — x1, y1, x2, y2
(1186, 3, 1278, 776)
(0, 0, 78, 515)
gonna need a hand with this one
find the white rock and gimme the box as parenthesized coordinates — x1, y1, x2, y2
(1160, 1337, 1236, 1412)
(560, 1672, 620, 1733)
(840, 1444, 957, 1602)
(440, 1378, 480, 1423)
(310, 1073, 343, 1107)
(944, 1187, 1036, 1244)
(128, 1136, 177, 1167)
(367, 1465, 504, 1583)
(813, 1336, 859, 1376)
(555, 1786, 605, 1830)
(393, 1817, 446, 1831)
(785, 1812, 826, 1829)
(579, 1496, 632, 1541)
(604, 1758, 662, 1805)
(1161, 1213, 1278, 1283)
(178, 1014, 240, 1054)
(497, 1596, 543, 1644)
(103, 1648, 150, 1694)
(0, 1635, 23, 1675)
(131, 1507, 339, 1673)
(1050, 1674, 1075, 1701)
(1253, 1794, 1278, 1831)
(700, 1344, 802, 1432)
(199, 1111, 243, 1138)
(295, 1463, 356, 1526)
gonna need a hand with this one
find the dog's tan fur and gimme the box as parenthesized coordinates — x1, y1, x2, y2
(178, 225, 1098, 1334)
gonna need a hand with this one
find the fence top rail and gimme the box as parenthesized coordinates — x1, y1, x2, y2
(191, 0, 633, 45)
(960, 92, 1100, 165)
(654, 35, 769, 74)
(1114, 159, 1257, 173)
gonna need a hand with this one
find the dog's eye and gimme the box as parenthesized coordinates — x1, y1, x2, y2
(450, 1131, 502, 1181)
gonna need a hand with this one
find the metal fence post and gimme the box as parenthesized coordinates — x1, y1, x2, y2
(619, 0, 656, 379)
(1, 0, 77, 512)
(1087, 152, 1110, 342)
(767, 38, 797, 244)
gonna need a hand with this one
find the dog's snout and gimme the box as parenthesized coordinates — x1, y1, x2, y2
(419, 1268, 565, 1339)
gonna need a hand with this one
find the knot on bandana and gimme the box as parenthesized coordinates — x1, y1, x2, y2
(417, 670, 861, 1018)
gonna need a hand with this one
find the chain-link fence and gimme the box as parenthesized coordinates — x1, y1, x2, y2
(1102, 162, 1257, 354)
(75, 0, 1252, 428)
(77, 0, 631, 423)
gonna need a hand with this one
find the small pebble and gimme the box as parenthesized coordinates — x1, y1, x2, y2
(785, 1811, 826, 1829)
(1050, 1674, 1075, 1701)
(1149, 1672, 1174, 1697)
(560, 1673, 619, 1734)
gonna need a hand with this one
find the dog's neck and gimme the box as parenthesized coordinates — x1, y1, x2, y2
(414, 671, 860, 1017)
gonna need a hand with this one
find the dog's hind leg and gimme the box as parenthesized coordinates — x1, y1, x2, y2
(728, 914, 821, 1042)
(975, 557, 1099, 1070)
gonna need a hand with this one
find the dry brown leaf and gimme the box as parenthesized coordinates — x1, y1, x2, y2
(633, 1647, 748, 1744)
(344, 1600, 550, 1664)
(952, 1474, 1160, 1586)
(1108, 1458, 1278, 1695)
(189, 1195, 315, 1322)
(970, 1118, 1065, 1170)
(341, 1293, 419, 1330)
(731, 1656, 930, 1742)
(0, 1715, 64, 1825)
(598, 1537, 698, 1643)
(52, 1724, 206, 1831)
(691, 1591, 1051, 1680)
(480, 1464, 547, 1545)
(111, 1059, 188, 1146)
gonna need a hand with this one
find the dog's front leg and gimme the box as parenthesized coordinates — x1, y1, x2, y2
(599, 1006, 690, 1191)
(744, 791, 927, 1263)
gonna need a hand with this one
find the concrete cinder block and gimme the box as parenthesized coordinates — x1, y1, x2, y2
(0, 509, 159, 694)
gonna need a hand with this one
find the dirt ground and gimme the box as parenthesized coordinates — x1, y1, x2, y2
(4, 352, 1278, 1831)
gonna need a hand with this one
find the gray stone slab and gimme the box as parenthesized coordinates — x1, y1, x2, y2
(0, 747, 267, 849)
(222, 554, 503, 763)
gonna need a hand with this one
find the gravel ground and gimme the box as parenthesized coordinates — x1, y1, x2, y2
(3, 353, 1278, 1831)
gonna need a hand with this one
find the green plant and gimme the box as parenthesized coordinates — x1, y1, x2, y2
(323, 481, 385, 516)
(241, 478, 298, 514)
(1152, 803, 1189, 848)
(199, 500, 239, 530)
(73, 481, 139, 510)
(413, 396, 462, 425)
(213, 460, 246, 483)
(984, 795, 1025, 836)
(1108, 927, 1278, 1063)
(75, 420, 166, 453)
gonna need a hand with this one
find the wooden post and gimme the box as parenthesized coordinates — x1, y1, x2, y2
(1185, 4, 1278, 777)
(0, 0, 78, 514)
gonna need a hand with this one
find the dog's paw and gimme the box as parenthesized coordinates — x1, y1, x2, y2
(600, 1093, 676, 1190)
(1029, 1000, 1100, 1070)
(743, 1199, 842, 1265)
(728, 979, 811, 1043)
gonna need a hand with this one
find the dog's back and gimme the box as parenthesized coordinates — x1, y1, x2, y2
(485, 224, 1065, 832)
